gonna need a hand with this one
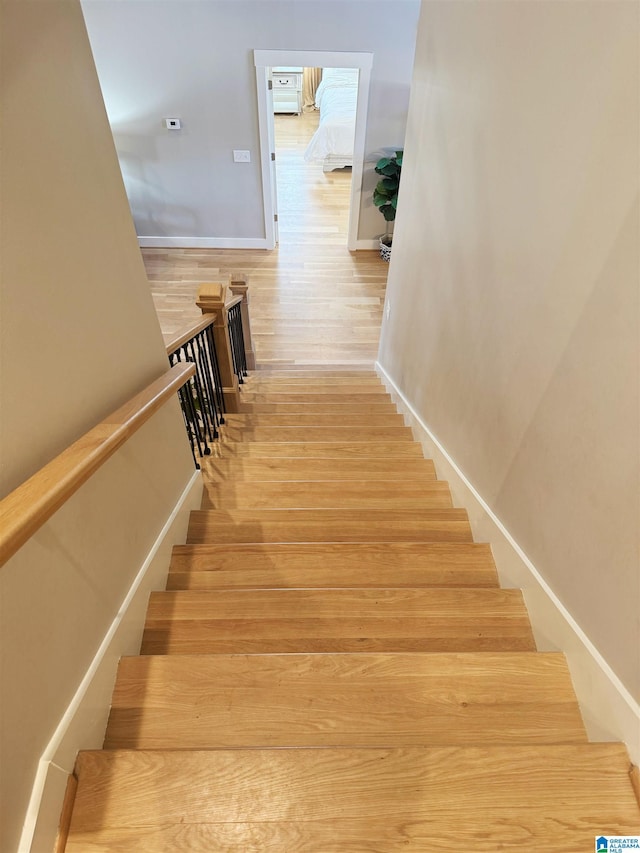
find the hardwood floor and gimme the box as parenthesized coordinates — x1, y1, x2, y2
(144, 111, 388, 367)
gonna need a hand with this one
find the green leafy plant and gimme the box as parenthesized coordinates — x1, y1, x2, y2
(373, 150, 403, 245)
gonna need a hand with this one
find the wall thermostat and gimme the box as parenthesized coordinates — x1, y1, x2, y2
(165, 118, 181, 130)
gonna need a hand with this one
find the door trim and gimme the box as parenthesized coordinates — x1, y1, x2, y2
(254, 49, 373, 251)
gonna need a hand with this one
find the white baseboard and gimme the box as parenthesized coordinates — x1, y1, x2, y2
(376, 361, 640, 766)
(22, 471, 203, 853)
(139, 236, 382, 252)
(138, 236, 270, 249)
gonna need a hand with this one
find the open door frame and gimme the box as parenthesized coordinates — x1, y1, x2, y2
(254, 49, 373, 251)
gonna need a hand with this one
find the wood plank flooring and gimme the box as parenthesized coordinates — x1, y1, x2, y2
(65, 370, 640, 850)
(144, 111, 387, 367)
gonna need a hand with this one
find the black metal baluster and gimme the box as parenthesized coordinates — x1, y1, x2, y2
(178, 382, 200, 469)
(169, 316, 236, 462)
(176, 344, 208, 460)
(205, 323, 226, 421)
(185, 339, 212, 454)
(194, 330, 219, 439)
(227, 303, 243, 384)
(233, 303, 248, 378)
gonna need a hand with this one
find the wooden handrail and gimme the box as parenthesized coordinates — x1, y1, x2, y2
(165, 315, 215, 356)
(0, 362, 196, 567)
(225, 293, 243, 310)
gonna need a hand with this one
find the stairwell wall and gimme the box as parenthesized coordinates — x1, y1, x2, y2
(0, 2, 199, 851)
(79, 0, 421, 247)
(378, 0, 639, 753)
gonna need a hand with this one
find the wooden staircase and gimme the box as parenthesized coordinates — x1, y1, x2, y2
(65, 369, 640, 850)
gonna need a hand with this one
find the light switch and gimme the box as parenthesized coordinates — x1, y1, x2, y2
(233, 150, 251, 163)
(165, 118, 181, 130)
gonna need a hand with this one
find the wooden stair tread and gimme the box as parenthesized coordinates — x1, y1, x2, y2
(187, 507, 473, 544)
(145, 586, 530, 617)
(189, 507, 469, 523)
(239, 392, 393, 404)
(168, 541, 499, 588)
(201, 457, 437, 480)
(141, 587, 535, 654)
(218, 425, 415, 442)
(239, 401, 399, 413)
(202, 479, 453, 509)
(248, 369, 381, 378)
(223, 412, 406, 426)
(244, 377, 386, 388)
(67, 744, 640, 850)
(205, 440, 425, 458)
(243, 377, 388, 395)
(104, 652, 586, 749)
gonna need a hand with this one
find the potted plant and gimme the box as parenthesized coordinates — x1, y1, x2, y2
(373, 150, 403, 261)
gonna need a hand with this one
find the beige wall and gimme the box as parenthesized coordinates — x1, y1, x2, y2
(1, 0, 175, 497)
(80, 0, 420, 244)
(379, 1, 639, 698)
(0, 2, 195, 850)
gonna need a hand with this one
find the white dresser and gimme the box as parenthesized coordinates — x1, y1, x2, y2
(271, 67, 303, 115)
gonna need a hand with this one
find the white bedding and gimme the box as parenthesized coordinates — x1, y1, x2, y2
(304, 68, 358, 167)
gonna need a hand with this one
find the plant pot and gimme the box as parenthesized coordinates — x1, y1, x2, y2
(379, 237, 392, 263)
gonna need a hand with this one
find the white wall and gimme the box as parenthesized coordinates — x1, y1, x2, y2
(80, 0, 420, 245)
(0, 2, 197, 850)
(379, 0, 639, 712)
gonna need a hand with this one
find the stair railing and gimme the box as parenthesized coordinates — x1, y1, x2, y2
(227, 299, 248, 384)
(196, 275, 255, 413)
(0, 363, 195, 567)
(166, 316, 226, 468)
(228, 273, 256, 371)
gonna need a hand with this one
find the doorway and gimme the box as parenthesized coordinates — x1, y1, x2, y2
(272, 71, 352, 248)
(254, 50, 373, 251)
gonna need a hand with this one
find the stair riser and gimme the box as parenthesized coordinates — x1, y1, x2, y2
(206, 442, 425, 458)
(187, 521, 473, 545)
(201, 458, 436, 480)
(244, 378, 386, 387)
(219, 427, 415, 442)
(187, 507, 472, 544)
(248, 369, 382, 376)
(167, 568, 498, 589)
(142, 588, 535, 654)
(201, 481, 453, 510)
(238, 402, 399, 413)
(239, 393, 393, 404)
(168, 542, 498, 587)
(141, 633, 537, 655)
(224, 413, 406, 426)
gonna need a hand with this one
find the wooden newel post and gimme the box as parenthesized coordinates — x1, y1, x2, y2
(196, 281, 242, 413)
(229, 272, 256, 371)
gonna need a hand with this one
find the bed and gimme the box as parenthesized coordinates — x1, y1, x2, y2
(304, 67, 359, 172)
